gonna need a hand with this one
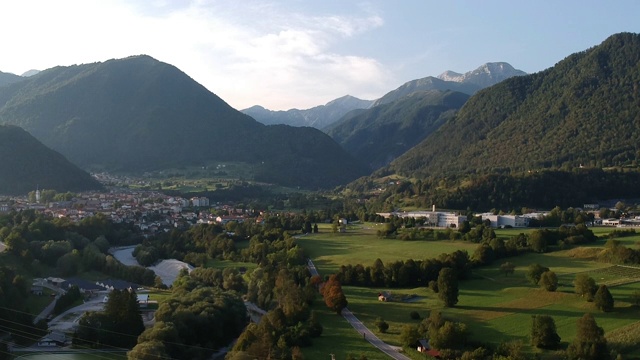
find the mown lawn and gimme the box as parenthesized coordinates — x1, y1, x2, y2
(302, 306, 386, 360)
(25, 288, 56, 316)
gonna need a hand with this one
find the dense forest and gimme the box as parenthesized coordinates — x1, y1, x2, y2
(350, 168, 640, 211)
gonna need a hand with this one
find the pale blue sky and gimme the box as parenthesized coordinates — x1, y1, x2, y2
(1, 1, 639, 110)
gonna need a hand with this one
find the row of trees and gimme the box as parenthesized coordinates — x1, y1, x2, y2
(335, 250, 471, 289)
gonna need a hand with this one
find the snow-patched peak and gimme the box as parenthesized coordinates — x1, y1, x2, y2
(437, 70, 464, 82)
(437, 62, 526, 88)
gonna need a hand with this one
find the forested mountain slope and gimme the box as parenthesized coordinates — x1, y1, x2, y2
(0, 125, 103, 195)
(0, 55, 367, 189)
(391, 32, 640, 178)
(326, 90, 469, 170)
(0, 71, 23, 87)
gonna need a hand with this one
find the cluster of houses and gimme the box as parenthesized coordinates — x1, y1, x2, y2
(0, 189, 259, 236)
(33, 277, 146, 348)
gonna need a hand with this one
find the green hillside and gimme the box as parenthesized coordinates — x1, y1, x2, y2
(391, 32, 640, 178)
(0, 55, 367, 189)
(326, 90, 468, 169)
(0, 125, 103, 195)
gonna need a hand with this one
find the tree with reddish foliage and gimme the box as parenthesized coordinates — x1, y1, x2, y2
(321, 274, 348, 314)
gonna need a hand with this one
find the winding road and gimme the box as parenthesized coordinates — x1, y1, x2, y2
(307, 259, 412, 360)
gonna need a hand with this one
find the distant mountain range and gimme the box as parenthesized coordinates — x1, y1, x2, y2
(0, 125, 103, 195)
(242, 95, 374, 129)
(3, 32, 638, 198)
(389, 32, 640, 179)
(373, 62, 526, 107)
(437, 62, 527, 88)
(242, 62, 525, 130)
(0, 56, 367, 189)
(322, 62, 524, 169)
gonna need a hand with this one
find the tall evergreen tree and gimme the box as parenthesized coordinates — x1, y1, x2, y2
(530, 315, 561, 349)
(567, 313, 608, 360)
(437, 267, 459, 307)
(594, 284, 614, 312)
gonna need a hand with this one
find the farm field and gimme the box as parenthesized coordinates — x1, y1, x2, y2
(301, 225, 640, 359)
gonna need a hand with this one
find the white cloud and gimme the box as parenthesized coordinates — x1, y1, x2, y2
(0, 0, 389, 110)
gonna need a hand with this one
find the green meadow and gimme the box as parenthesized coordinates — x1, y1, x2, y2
(299, 224, 640, 359)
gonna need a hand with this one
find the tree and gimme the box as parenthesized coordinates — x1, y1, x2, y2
(127, 340, 170, 360)
(594, 284, 614, 312)
(530, 315, 561, 349)
(321, 274, 348, 314)
(375, 317, 389, 333)
(400, 325, 420, 347)
(429, 320, 468, 350)
(539, 271, 558, 292)
(437, 267, 458, 307)
(567, 313, 608, 360)
(526, 263, 549, 285)
(528, 230, 548, 253)
(574, 273, 597, 300)
(500, 262, 516, 276)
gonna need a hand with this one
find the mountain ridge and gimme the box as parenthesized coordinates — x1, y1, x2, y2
(326, 90, 469, 170)
(0, 125, 103, 195)
(373, 62, 526, 107)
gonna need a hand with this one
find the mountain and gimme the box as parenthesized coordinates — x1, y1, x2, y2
(0, 55, 368, 189)
(0, 71, 23, 87)
(0, 125, 103, 195)
(437, 62, 527, 88)
(390, 32, 640, 179)
(242, 95, 374, 129)
(21, 69, 40, 77)
(325, 90, 469, 170)
(373, 62, 525, 107)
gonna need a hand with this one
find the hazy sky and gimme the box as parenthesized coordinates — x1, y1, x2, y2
(1, 1, 639, 110)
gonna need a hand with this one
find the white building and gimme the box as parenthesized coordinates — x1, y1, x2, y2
(379, 209, 467, 228)
(481, 214, 530, 228)
(190, 197, 210, 207)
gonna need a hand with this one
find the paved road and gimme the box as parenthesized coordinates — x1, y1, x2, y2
(48, 297, 106, 332)
(307, 259, 412, 360)
(32, 280, 67, 324)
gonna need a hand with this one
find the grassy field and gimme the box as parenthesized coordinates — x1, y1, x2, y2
(300, 225, 640, 359)
(296, 224, 478, 276)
